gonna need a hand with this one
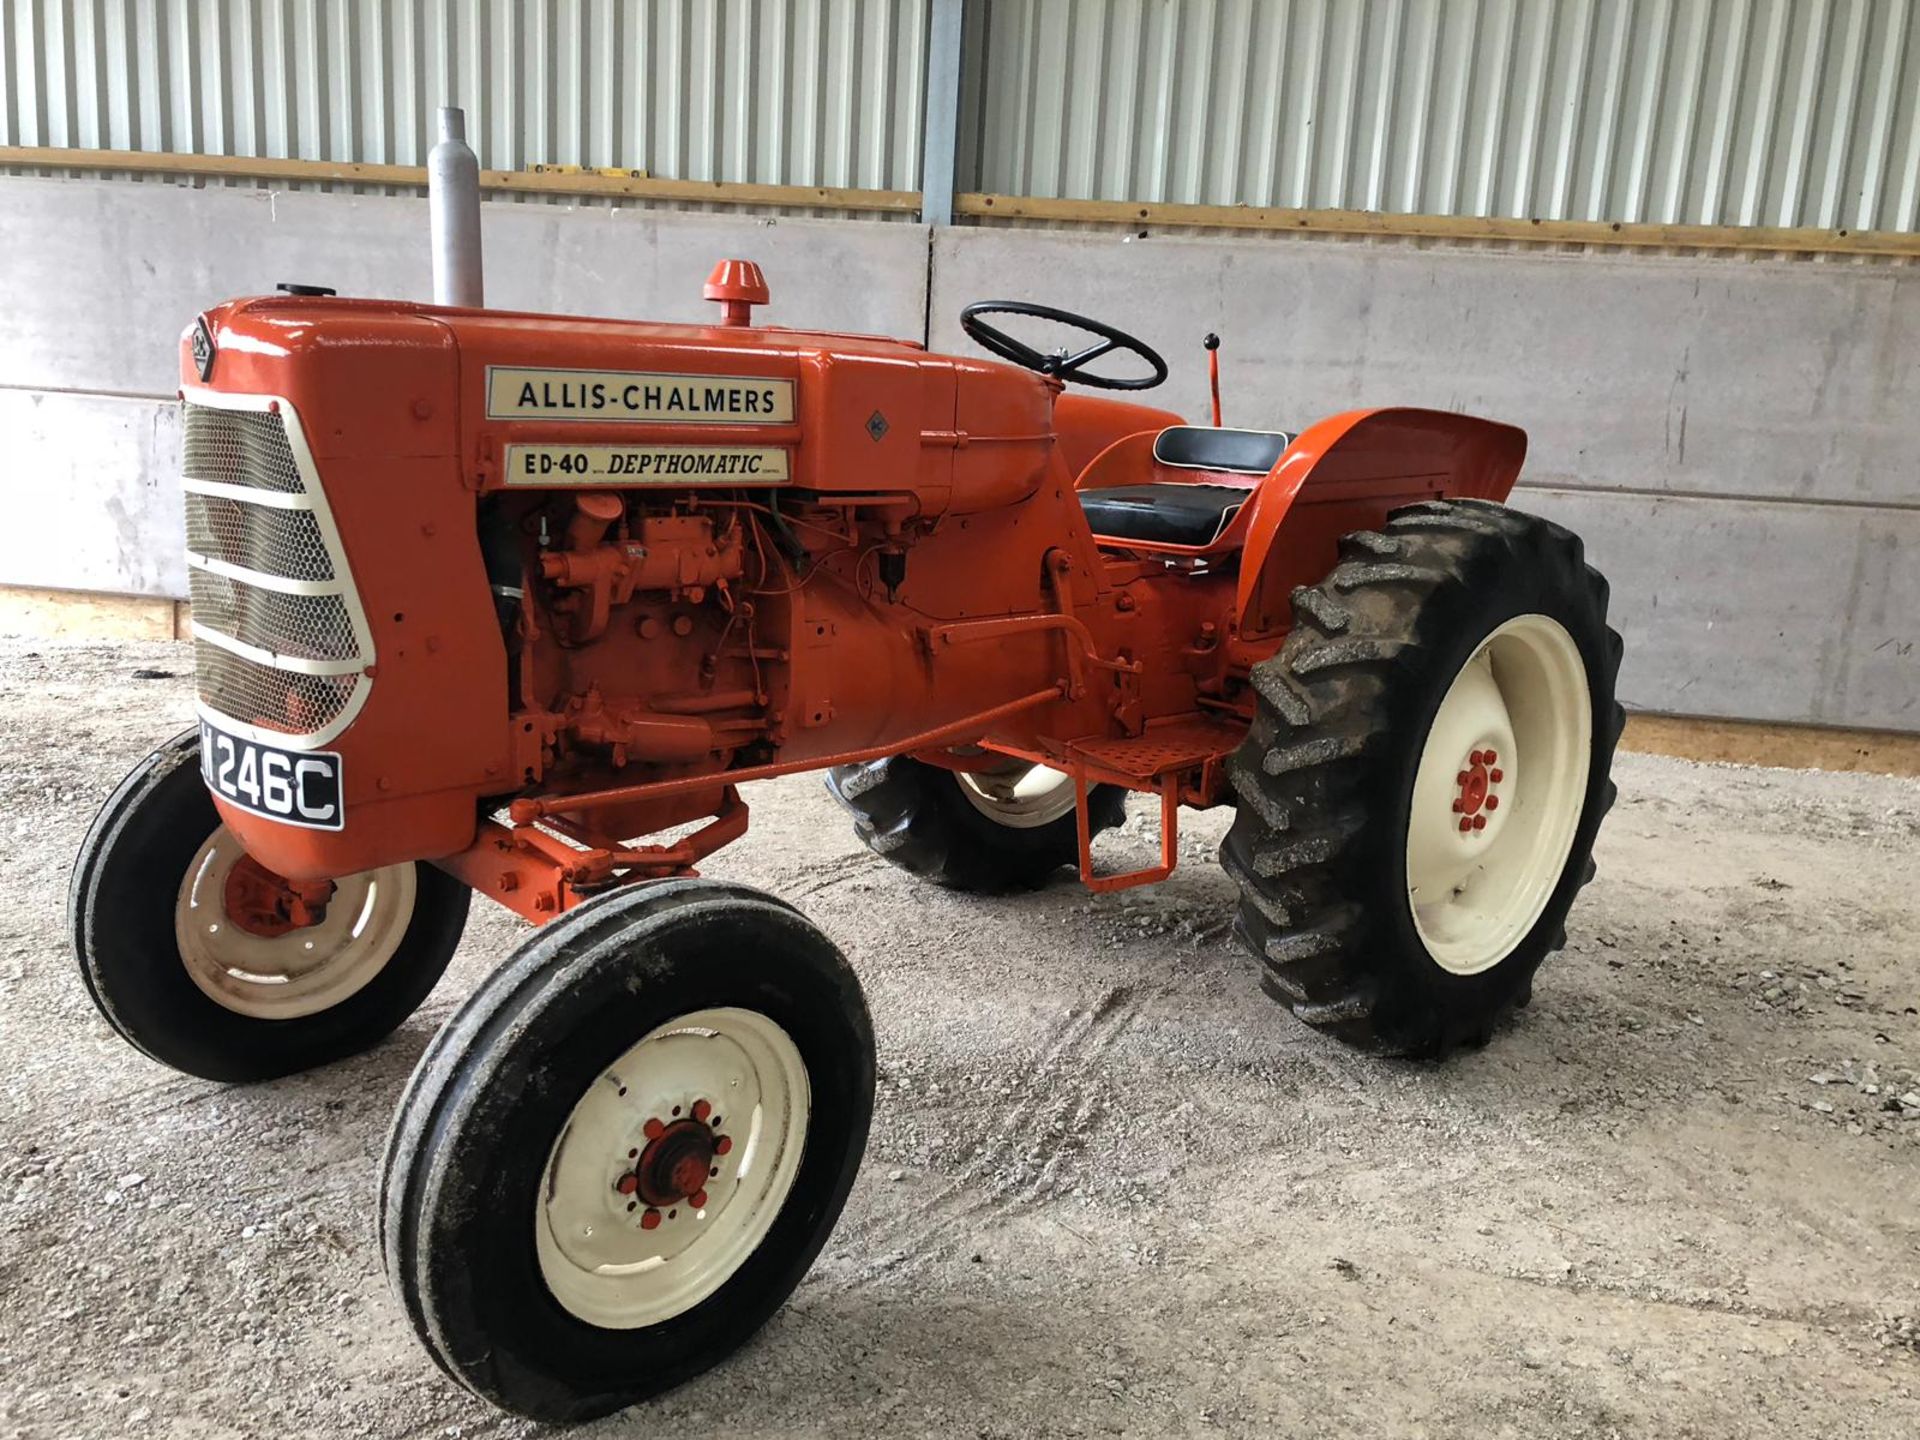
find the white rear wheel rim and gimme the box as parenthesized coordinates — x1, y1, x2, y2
(535, 1007, 810, 1330)
(1405, 614, 1592, 976)
(956, 760, 1076, 829)
(174, 828, 416, 1019)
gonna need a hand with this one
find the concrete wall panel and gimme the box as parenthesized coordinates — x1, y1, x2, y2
(927, 227, 1918, 730)
(0, 178, 931, 399)
(0, 391, 183, 597)
(930, 228, 1920, 507)
(1523, 488, 1919, 732)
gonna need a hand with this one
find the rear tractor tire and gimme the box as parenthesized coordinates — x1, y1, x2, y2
(380, 877, 875, 1422)
(826, 753, 1126, 892)
(69, 729, 470, 1082)
(1221, 499, 1624, 1056)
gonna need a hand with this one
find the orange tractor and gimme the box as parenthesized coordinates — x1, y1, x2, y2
(70, 130, 1621, 1421)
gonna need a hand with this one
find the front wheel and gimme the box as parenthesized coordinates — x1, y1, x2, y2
(379, 878, 875, 1422)
(1221, 499, 1624, 1056)
(69, 730, 470, 1082)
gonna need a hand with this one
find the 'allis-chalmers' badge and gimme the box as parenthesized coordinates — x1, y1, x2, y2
(190, 316, 217, 382)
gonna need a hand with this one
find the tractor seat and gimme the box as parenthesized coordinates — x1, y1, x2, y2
(1080, 483, 1250, 547)
(1152, 425, 1295, 474)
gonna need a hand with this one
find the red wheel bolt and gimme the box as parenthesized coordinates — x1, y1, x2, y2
(1490, 768, 1503, 782)
(640, 1208, 662, 1230)
(714, 1135, 733, 1156)
(690, 1189, 709, 1208)
(692, 1098, 712, 1122)
(1469, 751, 1483, 766)
(615, 1173, 639, 1195)
(1452, 799, 1465, 813)
(1485, 795, 1499, 811)
(1483, 749, 1497, 764)
(1472, 815, 1487, 831)
(643, 1118, 664, 1140)
(1458, 817, 1473, 833)
(1457, 771, 1470, 785)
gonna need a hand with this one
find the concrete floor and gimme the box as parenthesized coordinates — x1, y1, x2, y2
(2, 638, 1917, 1439)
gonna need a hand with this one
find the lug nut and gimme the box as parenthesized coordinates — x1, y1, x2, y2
(1490, 768, 1503, 782)
(714, 1135, 734, 1156)
(615, 1173, 639, 1195)
(1452, 799, 1465, 813)
(1472, 815, 1487, 831)
(640, 1208, 662, 1230)
(1457, 771, 1470, 785)
(690, 1189, 709, 1208)
(692, 1098, 712, 1122)
(1483, 749, 1498, 764)
(1458, 817, 1473, 833)
(1470, 750, 1483, 765)
(1485, 795, 1499, 811)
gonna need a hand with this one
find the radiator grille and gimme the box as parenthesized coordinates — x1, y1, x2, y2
(184, 494, 336, 583)
(182, 401, 369, 742)
(186, 567, 358, 663)
(193, 640, 361, 737)
(181, 407, 304, 493)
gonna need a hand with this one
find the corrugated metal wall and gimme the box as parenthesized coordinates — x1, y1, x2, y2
(966, 0, 1920, 232)
(0, 0, 928, 190)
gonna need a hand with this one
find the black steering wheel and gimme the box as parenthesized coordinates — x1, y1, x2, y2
(959, 301, 1169, 391)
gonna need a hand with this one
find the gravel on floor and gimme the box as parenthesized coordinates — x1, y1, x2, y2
(2, 637, 1917, 1439)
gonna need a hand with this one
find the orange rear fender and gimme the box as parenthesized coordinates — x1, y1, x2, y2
(1233, 407, 1527, 631)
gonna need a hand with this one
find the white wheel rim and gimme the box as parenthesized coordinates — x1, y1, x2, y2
(955, 760, 1077, 829)
(535, 1007, 810, 1330)
(174, 828, 416, 1019)
(1405, 614, 1592, 976)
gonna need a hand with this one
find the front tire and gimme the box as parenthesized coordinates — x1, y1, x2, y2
(1221, 500, 1624, 1056)
(379, 878, 875, 1423)
(69, 730, 470, 1082)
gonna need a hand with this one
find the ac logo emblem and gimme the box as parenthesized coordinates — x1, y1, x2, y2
(190, 316, 216, 382)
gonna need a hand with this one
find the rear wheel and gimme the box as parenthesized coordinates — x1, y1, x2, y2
(1221, 499, 1624, 1056)
(826, 753, 1126, 892)
(380, 878, 874, 1422)
(69, 730, 469, 1081)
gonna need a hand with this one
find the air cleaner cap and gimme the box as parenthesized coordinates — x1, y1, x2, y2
(703, 259, 770, 326)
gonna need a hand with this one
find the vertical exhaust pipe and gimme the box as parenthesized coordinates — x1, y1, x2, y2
(428, 106, 484, 308)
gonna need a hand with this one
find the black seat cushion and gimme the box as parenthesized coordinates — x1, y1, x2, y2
(1079, 483, 1250, 546)
(1152, 425, 1294, 474)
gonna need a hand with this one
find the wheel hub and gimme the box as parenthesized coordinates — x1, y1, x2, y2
(1451, 747, 1506, 834)
(1405, 614, 1593, 976)
(221, 854, 335, 938)
(612, 1098, 733, 1230)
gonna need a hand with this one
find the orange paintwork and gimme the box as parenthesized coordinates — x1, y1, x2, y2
(180, 277, 1526, 911)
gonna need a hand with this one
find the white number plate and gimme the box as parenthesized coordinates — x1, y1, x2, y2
(199, 721, 345, 831)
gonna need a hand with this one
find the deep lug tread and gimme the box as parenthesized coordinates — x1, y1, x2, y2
(1220, 499, 1623, 1058)
(1290, 586, 1352, 633)
(1330, 561, 1454, 592)
(827, 756, 1125, 894)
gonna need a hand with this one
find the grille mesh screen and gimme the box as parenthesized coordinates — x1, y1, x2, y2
(187, 567, 357, 663)
(182, 406, 305, 493)
(183, 401, 365, 738)
(193, 640, 359, 736)
(185, 494, 336, 583)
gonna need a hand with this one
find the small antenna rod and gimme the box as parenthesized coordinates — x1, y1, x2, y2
(1204, 333, 1223, 427)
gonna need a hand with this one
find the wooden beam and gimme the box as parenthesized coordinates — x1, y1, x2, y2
(0, 145, 921, 214)
(954, 191, 1920, 260)
(1620, 713, 1920, 779)
(9, 146, 1914, 255)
